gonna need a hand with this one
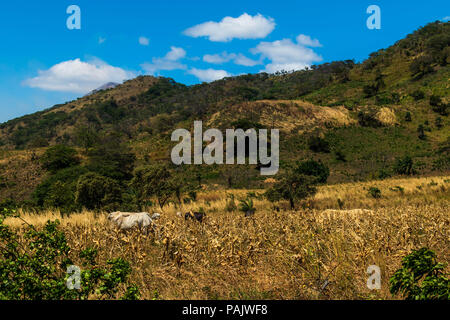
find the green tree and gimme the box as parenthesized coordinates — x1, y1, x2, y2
(265, 161, 324, 209)
(75, 172, 122, 210)
(40, 145, 80, 173)
(293, 159, 330, 184)
(130, 164, 174, 209)
(75, 125, 99, 153)
(86, 134, 136, 181)
(393, 155, 414, 175)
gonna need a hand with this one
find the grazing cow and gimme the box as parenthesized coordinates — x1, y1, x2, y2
(185, 211, 206, 223)
(108, 212, 161, 233)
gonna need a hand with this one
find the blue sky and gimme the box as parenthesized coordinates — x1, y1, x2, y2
(0, 0, 448, 122)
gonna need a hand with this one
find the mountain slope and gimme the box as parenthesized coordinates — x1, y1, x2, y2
(0, 21, 448, 201)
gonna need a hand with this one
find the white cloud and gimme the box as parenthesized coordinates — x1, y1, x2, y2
(183, 13, 275, 42)
(203, 52, 261, 66)
(23, 58, 135, 94)
(98, 37, 106, 44)
(442, 16, 450, 21)
(251, 35, 322, 73)
(296, 34, 322, 47)
(141, 46, 187, 74)
(139, 36, 150, 46)
(188, 68, 231, 82)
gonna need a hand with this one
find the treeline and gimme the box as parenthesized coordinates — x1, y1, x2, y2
(12, 134, 200, 214)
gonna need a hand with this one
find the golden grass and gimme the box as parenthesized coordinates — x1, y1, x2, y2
(4, 175, 450, 300)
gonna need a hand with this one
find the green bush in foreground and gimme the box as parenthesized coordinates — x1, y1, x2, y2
(390, 248, 449, 300)
(0, 209, 139, 300)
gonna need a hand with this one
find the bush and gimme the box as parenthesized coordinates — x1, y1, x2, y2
(307, 136, 330, 153)
(368, 187, 381, 198)
(393, 156, 414, 175)
(390, 248, 449, 300)
(410, 90, 425, 101)
(404, 111, 412, 122)
(40, 145, 80, 173)
(0, 209, 139, 300)
(293, 159, 330, 184)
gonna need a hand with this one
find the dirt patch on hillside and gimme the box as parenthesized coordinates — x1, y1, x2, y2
(208, 100, 356, 132)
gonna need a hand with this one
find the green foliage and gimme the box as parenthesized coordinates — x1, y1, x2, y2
(0, 209, 139, 300)
(393, 155, 414, 175)
(429, 95, 448, 115)
(33, 166, 88, 211)
(225, 194, 237, 212)
(417, 124, 426, 140)
(40, 145, 80, 173)
(75, 172, 122, 211)
(357, 109, 382, 128)
(410, 55, 434, 78)
(404, 111, 412, 122)
(390, 248, 449, 300)
(86, 134, 136, 181)
(368, 187, 381, 198)
(130, 164, 174, 209)
(238, 197, 256, 216)
(74, 125, 99, 152)
(307, 135, 330, 153)
(293, 159, 330, 184)
(265, 161, 322, 209)
(410, 90, 425, 101)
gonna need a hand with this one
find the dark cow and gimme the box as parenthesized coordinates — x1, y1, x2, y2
(185, 211, 206, 223)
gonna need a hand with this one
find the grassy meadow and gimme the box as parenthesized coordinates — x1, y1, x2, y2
(5, 175, 449, 300)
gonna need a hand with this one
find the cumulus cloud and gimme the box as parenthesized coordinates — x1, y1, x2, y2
(98, 37, 106, 44)
(188, 68, 231, 82)
(183, 13, 275, 42)
(203, 52, 261, 66)
(141, 46, 187, 74)
(139, 36, 150, 46)
(251, 35, 322, 73)
(442, 16, 450, 21)
(296, 34, 322, 47)
(23, 58, 135, 94)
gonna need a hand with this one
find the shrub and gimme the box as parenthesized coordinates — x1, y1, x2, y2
(410, 90, 425, 101)
(0, 209, 139, 300)
(307, 136, 330, 153)
(393, 156, 414, 175)
(404, 111, 412, 122)
(368, 187, 381, 198)
(390, 248, 449, 300)
(293, 159, 330, 184)
(417, 124, 426, 140)
(40, 145, 80, 173)
(238, 198, 256, 216)
(410, 55, 434, 78)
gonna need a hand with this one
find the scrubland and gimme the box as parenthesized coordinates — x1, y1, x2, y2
(5, 175, 449, 300)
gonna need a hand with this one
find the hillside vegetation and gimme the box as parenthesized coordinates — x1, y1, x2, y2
(0, 21, 449, 207)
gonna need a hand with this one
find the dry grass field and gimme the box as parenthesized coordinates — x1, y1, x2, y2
(4, 175, 450, 300)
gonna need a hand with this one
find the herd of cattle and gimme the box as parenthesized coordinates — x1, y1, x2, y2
(107, 208, 375, 234)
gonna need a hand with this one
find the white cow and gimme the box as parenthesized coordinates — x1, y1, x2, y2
(108, 212, 161, 233)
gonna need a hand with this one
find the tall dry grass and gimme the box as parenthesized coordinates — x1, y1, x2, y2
(4, 175, 450, 300)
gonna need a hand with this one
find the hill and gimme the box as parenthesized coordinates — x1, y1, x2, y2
(0, 21, 449, 204)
